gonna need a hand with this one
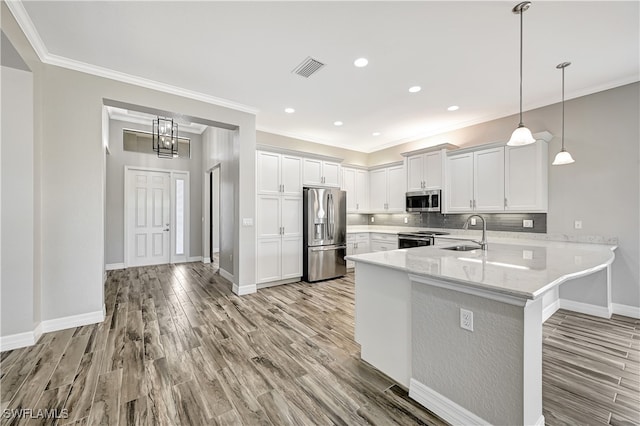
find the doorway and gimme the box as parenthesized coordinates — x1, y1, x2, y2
(209, 167, 220, 265)
(124, 167, 190, 267)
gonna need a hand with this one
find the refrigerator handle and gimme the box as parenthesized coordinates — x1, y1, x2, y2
(328, 193, 334, 240)
(311, 245, 347, 252)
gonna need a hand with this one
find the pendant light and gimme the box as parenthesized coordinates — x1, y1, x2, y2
(152, 117, 178, 158)
(552, 62, 575, 165)
(507, 1, 536, 146)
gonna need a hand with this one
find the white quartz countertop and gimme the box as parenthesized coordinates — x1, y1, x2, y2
(346, 240, 617, 300)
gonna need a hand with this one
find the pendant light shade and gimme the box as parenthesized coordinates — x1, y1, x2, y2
(152, 117, 178, 158)
(552, 61, 575, 165)
(507, 1, 536, 147)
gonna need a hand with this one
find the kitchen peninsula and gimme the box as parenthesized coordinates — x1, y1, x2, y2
(347, 239, 616, 426)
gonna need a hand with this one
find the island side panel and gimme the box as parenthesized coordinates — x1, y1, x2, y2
(354, 262, 412, 387)
(410, 280, 543, 425)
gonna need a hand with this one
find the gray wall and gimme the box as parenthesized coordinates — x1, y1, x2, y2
(1, 64, 35, 336)
(105, 119, 203, 264)
(368, 83, 640, 309)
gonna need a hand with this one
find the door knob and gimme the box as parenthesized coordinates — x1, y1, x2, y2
(163, 228, 170, 231)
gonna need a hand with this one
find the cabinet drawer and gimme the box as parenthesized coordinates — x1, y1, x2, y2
(347, 234, 356, 242)
(369, 233, 397, 242)
(371, 241, 398, 252)
(356, 233, 370, 243)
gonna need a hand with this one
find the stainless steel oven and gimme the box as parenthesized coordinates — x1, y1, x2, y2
(406, 190, 441, 212)
(398, 230, 449, 249)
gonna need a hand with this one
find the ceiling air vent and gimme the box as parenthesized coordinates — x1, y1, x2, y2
(292, 56, 325, 78)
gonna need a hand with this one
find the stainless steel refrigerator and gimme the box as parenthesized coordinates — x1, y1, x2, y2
(302, 187, 347, 282)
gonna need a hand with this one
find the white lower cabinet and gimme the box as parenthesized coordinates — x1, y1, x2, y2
(370, 233, 398, 252)
(256, 195, 302, 284)
(347, 233, 370, 268)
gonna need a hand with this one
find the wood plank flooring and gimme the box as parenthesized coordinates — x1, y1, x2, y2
(1, 261, 638, 425)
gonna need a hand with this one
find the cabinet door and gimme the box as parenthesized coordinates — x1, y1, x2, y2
(257, 195, 281, 237)
(355, 169, 369, 211)
(257, 238, 281, 283)
(424, 151, 443, 189)
(355, 240, 370, 255)
(322, 161, 341, 187)
(369, 168, 387, 212)
(406, 155, 425, 192)
(281, 236, 302, 279)
(281, 155, 302, 197)
(303, 158, 323, 186)
(342, 168, 357, 212)
(474, 147, 505, 211)
(386, 165, 406, 212)
(446, 153, 474, 212)
(281, 196, 302, 237)
(346, 239, 356, 269)
(505, 142, 548, 212)
(256, 151, 281, 195)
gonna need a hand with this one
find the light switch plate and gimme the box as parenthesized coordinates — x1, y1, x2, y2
(242, 218, 253, 227)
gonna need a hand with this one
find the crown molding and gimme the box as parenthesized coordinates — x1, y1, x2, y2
(5, 0, 259, 116)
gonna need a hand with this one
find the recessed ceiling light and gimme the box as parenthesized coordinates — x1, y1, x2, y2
(409, 86, 422, 93)
(334, 121, 343, 126)
(447, 105, 459, 111)
(284, 107, 295, 114)
(372, 132, 381, 136)
(354, 58, 369, 68)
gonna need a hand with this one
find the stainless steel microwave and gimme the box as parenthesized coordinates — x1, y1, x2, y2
(406, 190, 441, 212)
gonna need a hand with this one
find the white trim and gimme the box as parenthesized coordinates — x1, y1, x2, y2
(33, 322, 43, 344)
(233, 283, 257, 296)
(542, 299, 561, 323)
(219, 268, 234, 283)
(256, 277, 300, 290)
(41, 309, 105, 333)
(0, 330, 37, 352)
(559, 299, 612, 319)
(187, 256, 203, 262)
(409, 378, 491, 426)
(106, 263, 125, 271)
(612, 303, 640, 319)
(408, 274, 528, 307)
(5, 1, 258, 116)
(256, 144, 343, 163)
(203, 257, 212, 264)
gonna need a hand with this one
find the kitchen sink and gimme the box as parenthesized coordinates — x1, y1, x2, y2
(442, 245, 480, 252)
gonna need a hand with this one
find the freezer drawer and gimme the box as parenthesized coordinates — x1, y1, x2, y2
(303, 245, 347, 282)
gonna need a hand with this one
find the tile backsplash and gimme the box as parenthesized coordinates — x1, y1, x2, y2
(347, 212, 547, 233)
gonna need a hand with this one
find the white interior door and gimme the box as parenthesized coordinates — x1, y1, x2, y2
(127, 169, 171, 267)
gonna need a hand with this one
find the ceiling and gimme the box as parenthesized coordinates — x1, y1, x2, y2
(12, 1, 640, 153)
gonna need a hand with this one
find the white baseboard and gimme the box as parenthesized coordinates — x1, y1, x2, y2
(1, 307, 104, 352)
(542, 299, 560, 322)
(41, 309, 105, 333)
(0, 330, 38, 352)
(105, 263, 125, 271)
(559, 299, 612, 319)
(203, 257, 211, 264)
(188, 256, 202, 262)
(219, 267, 234, 283)
(256, 277, 301, 290)
(409, 378, 489, 426)
(612, 303, 640, 319)
(232, 283, 257, 296)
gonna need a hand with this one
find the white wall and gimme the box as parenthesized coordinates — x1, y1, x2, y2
(0, 65, 35, 338)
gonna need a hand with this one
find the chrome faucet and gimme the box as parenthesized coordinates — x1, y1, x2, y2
(463, 215, 488, 251)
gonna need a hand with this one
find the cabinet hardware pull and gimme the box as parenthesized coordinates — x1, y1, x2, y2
(469, 200, 472, 208)
(356, 203, 359, 210)
(505, 198, 508, 208)
(473, 199, 476, 209)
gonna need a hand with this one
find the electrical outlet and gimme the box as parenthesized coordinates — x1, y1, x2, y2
(460, 308, 474, 331)
(470, 217, 477, 226)
(574, 220, 582, 229)
(523, 219, 533, 228)
(404, 217, 408, 224)
(371, 216, 375, 223)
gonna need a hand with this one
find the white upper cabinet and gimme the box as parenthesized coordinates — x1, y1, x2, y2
(257, 151, 302, 196)
(473, 147, 505, 211)
(445, 137, 549, 213)
(505, 141, 548, 212)
(406, 150, 443, 192)
(369, 163, 405, 213)
(342, 167, 369, 212)
(303, 158, 341, 187)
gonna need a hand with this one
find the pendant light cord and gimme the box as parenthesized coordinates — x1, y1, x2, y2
(561, 66, 565, 151)
(519, 9, 524, 126)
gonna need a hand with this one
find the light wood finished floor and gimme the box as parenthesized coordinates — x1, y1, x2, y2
(0, 262, 638, 425)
